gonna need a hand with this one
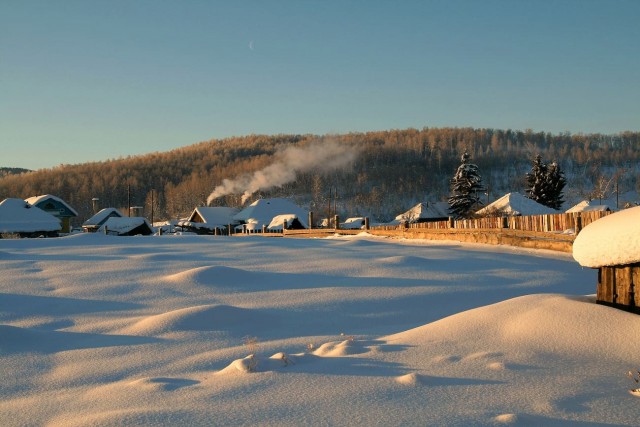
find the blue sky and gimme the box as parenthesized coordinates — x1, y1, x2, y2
(2, 0, 639, 170)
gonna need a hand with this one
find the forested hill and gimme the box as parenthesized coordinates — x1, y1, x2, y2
(1, 128, 638, 225)
(0, 167, 31, 178)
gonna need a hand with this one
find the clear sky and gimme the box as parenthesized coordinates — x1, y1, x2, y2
(2, 0, 639, 170)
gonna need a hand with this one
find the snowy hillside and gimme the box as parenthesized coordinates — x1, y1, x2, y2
(1, 233, 640, 426)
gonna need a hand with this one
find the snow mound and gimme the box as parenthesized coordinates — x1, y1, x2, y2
(395, 373, 425, 386)
(573, 206, 640, 267)
(312, 339, 367, 357)
(165, 265, 262, 287)
(120, 304, 274, 335)
(218, 352, 295, 375)
(385, 294, 640, 360)
(493, 413, 519, 424)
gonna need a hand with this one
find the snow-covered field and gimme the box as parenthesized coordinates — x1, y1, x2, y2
(1, 233, 639, 426)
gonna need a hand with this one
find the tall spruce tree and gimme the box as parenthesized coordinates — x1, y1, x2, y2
(448, 151, 485, 219)
(525, 154, 565, 210)
(525, 154, 548, 205)
(545, 162, 566, 210)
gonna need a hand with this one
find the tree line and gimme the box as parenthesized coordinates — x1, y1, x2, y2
(0, 128, 638, 225)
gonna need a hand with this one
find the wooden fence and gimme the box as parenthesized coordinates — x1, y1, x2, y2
(374, 210, 611, 234)
(283, 211, 613, 252)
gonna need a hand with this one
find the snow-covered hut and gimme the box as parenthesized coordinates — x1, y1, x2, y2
(390, 202, 450, 225)
(233, 198, 308, 232)
(267, 214, 308, 231)
(573, 206, 640, 314)
(0, 198, 61, 237)
(98, 217, 153, 236)
(25, 194, 78, 233)
(566, 200, 613, 213)
(82, 208, 123, 233)
(340, 217, 366, 230)
(177, 206, 240, 235)
(476, 192, 558, 217)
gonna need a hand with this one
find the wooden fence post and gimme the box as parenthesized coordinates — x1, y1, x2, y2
(574, 213, 582, 235)
(308, 212, 314, 229)
(448, 217, 454, 228)
(364, 217, 370, 230)
(334, 215, 340, 230)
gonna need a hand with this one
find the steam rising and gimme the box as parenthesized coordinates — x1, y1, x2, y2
(207, 141, 358, 205)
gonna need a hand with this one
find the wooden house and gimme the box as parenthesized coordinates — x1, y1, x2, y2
(99, 217, 153, 236)
(573, 206, 640, 314)
(566, 200, 613, 213)
(234, 198, 309, 232)
(82, 208, 123, 233)
(177, 206, 239, 235)
(267, 214, 307, 231)
(476, 192, 558, 217)
(25, 194, 78, 233)
(392, 202, 450, 225)
(0, 198, 61, 238)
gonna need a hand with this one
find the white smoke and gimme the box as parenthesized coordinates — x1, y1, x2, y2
(207, 141, 358, 205)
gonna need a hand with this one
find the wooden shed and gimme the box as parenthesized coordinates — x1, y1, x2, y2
(596, 264, 640, 313)
(573, 206, 640, 314)
(82, 208, 123, 233)
(177, 206, 239, 235)
(25, 194, 78, 233)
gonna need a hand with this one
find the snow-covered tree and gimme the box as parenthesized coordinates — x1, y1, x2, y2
(525, 154, 565, 210)
(448, 152, 485, 219)
(525, 154, 548, 205)
(545, 162, 566, 210)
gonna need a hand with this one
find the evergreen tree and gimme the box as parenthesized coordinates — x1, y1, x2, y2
(525, 154, 565, 210)
(545, 162, 566, 210)
(525, 154, 548, 205)
(448, 151, 485, 219)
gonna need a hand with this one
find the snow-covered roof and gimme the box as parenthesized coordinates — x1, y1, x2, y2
(267, 214, 308, 230)
(182, 207, 239, 229)
(394, 202, 450, 223)
(340, 217, 366, 229)
(83, 208, 123, 227)
(476, 192, 558, 216)
(573, 206, 640, 268)
(233, 198, 308, 229)
(566, 200, 612, 213)
(25, 194, 79, 217)
(98, 217, 152, 235)
(0, 198, 61, 233)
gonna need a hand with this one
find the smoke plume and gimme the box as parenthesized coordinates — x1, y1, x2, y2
(207, 141, 358, 205)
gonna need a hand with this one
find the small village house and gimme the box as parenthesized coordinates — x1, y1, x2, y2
(233, 198, 309, 233)
(177, 206, 240, 235)
(573, 206, 640, 314)
(82, 208, 123, 233)
(25, 194, 78, 233)
(476, 192, 558, 217)
(389, 201, 450, 225)
(566, 200, 613, 213)
(99, 217, 153, 236)
(267, 214, 307, 231)
(0, 198, 61, 238)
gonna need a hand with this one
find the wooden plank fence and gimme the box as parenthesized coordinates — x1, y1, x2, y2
(282, 211, 613, 252)
(374, 210, 611, 234)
